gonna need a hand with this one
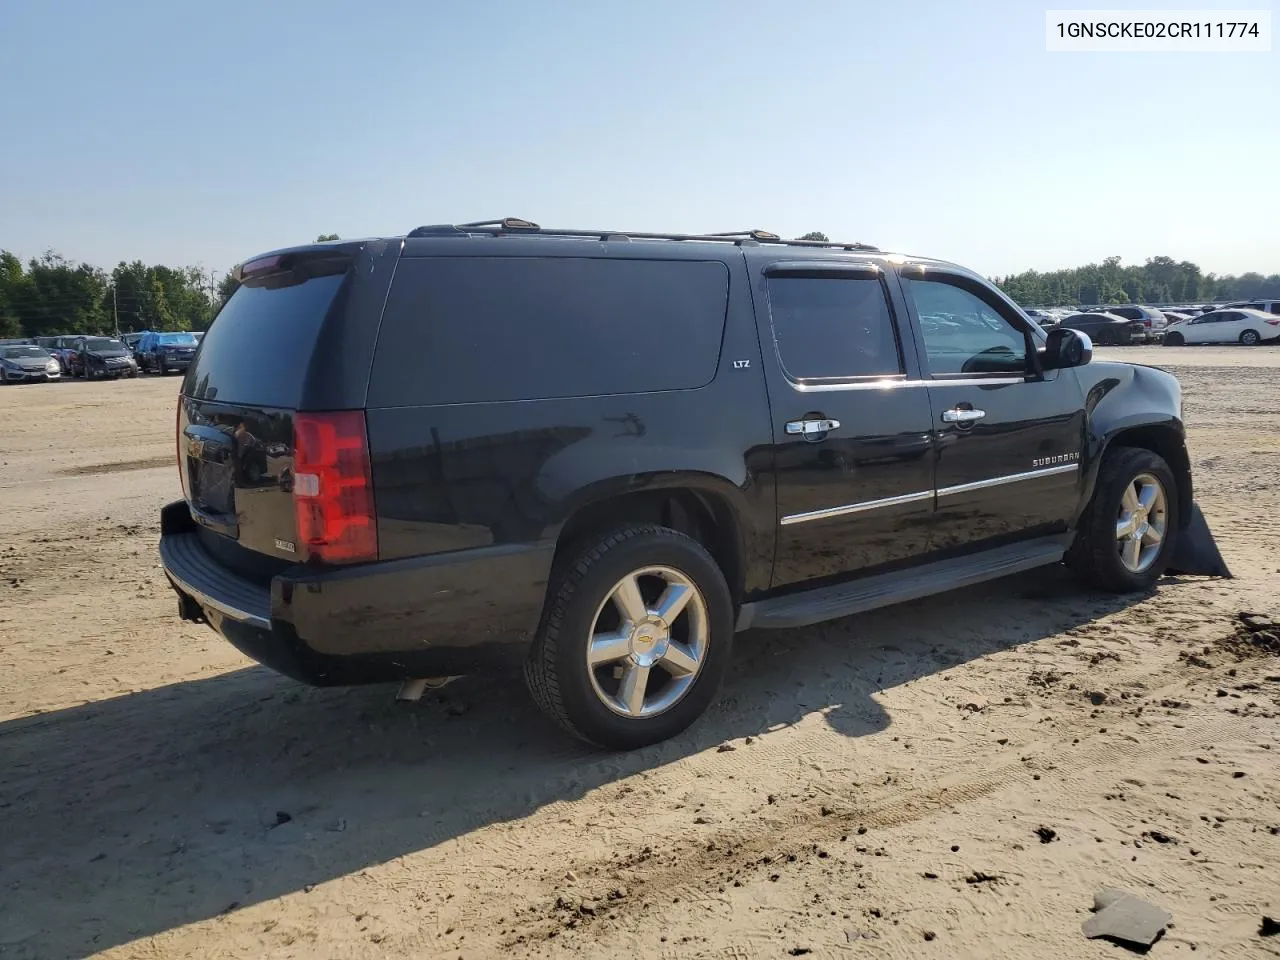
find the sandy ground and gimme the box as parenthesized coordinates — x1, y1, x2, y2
(0, 347, 1277, 960)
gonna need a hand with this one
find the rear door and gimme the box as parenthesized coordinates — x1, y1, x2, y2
(754, 259, 936, 588)
(895, 266, 1084, 552)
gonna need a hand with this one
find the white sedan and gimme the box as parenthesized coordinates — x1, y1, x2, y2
(1163, 308, 1280, 346)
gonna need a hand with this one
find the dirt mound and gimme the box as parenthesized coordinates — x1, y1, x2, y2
(1217, 612, 1280, 659)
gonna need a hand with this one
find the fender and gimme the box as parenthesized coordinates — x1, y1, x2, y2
(1071, 359, 1230, 578)
(1071, 360, 1190, 528)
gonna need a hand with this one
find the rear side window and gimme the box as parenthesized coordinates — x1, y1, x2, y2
(765, 275, 902, 380)
(368, 257, 729, 406)
(185, 273, 346, 407)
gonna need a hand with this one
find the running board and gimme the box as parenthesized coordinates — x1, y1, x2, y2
(737, 535, 1073, 631)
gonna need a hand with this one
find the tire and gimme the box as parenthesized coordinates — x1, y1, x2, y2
(1069, 447, 1179, 593)
(1240, 329, 1261, 346)
(524, 524, 734, 749)
(1164, 332, 1184, 346)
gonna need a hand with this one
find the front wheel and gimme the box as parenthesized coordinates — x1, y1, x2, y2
(524, 524, 734, 749)
(1240, 330, 1261, 346)
(1068, 447, 1179, 593)
(1164, 332, 1184, 346)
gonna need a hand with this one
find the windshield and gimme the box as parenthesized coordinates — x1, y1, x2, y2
(1, 346, 48, 359)
(85, 338, 125, 351)
(158, 333, 197, 345)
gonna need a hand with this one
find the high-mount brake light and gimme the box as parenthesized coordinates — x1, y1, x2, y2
(292, 411, 378, 564)
(240, 255, 284, 278)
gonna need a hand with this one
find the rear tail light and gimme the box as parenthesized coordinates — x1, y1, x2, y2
(1144, 319, 1152, 327)
(292, 411, 378, 564)
(1267, 319, 1280, 326)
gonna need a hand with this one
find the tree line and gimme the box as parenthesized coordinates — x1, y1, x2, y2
(3, 239, 1275, 340)
(797, 238, 1278, 308)
(991, 255, 1279, 308)
(0, 234, 339, 340)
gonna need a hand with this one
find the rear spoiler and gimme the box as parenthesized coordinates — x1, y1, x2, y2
(235, 249, 355, 287)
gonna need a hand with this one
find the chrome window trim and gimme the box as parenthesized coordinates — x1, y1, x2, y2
(789, 376, 1026, 393)
(780, 489, 934, 526)
(936, 463, 1079, 498)
(780, 464, 1078, 525)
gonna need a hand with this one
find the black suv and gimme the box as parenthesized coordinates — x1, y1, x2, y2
(137, 331, 200, 374)
(159, 220, 1229, 749)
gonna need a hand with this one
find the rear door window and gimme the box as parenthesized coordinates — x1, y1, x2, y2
(764, 274, 902, 380)
(185, 273, 347, 407)
(369, 257, 729, 406)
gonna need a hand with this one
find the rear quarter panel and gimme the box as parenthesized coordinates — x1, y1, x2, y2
(365, 243, 778, 603)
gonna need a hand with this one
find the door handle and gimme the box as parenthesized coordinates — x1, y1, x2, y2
(941, 407, 986, 424)
(785, 418, 841, 436)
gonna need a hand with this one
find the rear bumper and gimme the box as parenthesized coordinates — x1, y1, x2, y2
(159, 500, 552, 685)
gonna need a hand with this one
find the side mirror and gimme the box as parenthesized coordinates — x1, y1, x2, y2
(1043, 327, 1092, 370)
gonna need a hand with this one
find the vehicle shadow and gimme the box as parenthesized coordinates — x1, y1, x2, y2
(0, 564, 1147, 959)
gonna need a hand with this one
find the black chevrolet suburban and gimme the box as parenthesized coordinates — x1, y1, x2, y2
(160, 219, 1229, 749)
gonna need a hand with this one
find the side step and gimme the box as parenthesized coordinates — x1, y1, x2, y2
(737, 535, 1072, 631)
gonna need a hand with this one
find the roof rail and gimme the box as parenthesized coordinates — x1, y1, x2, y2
(405, 218, 878, 251)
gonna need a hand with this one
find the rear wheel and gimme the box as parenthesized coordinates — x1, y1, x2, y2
(1069, 447, 1179, 593)
(1240, 329, 1261, 346)
(1164, 332, 1184, 346)
(524, 524, 733, 749)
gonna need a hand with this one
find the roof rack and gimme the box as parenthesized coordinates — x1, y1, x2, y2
(406, 217, 878, 251)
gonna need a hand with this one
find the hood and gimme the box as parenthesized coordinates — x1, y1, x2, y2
(4, 356, 54, 369)
(88, 349, 131, 360)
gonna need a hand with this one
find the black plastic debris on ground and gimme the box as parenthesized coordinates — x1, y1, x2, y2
(1082, 888, 1171, 951)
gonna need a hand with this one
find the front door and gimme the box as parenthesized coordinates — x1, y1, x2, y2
(895, 268, 1085, 553)
(756, 260, 936, 589)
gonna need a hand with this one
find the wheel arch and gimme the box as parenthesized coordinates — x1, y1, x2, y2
(1083, 423, 1192, 531)
(549, 476, 751, 608)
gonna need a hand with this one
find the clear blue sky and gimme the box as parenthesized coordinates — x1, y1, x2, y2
(1, 0, 1276, 279)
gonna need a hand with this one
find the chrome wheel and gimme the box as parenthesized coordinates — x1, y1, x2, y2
(586, 565, 708, 719)
(1115, 472, 1168, 573)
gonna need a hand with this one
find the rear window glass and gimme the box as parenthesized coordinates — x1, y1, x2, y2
(368, 257, 729, 406)
(184, 273, 345, 407)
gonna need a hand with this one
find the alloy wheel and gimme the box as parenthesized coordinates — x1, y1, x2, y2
(1115, 472, 1168, 573)
(585, 565, 709, 718)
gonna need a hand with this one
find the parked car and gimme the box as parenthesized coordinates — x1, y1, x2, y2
(1222, 299, 1280, 316)
(1163, 308, 1280, 346)
(0, 343, 61, 384)
(158, 220, 1229, 749)
(1023, 308, 1054, 326)
(1099, 304, 1168, 341)
(137, 331, 200, 374)
(1058, 312, 1148, 345)
(68, 336, 139, 379)
(36, 335, 81, 373)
